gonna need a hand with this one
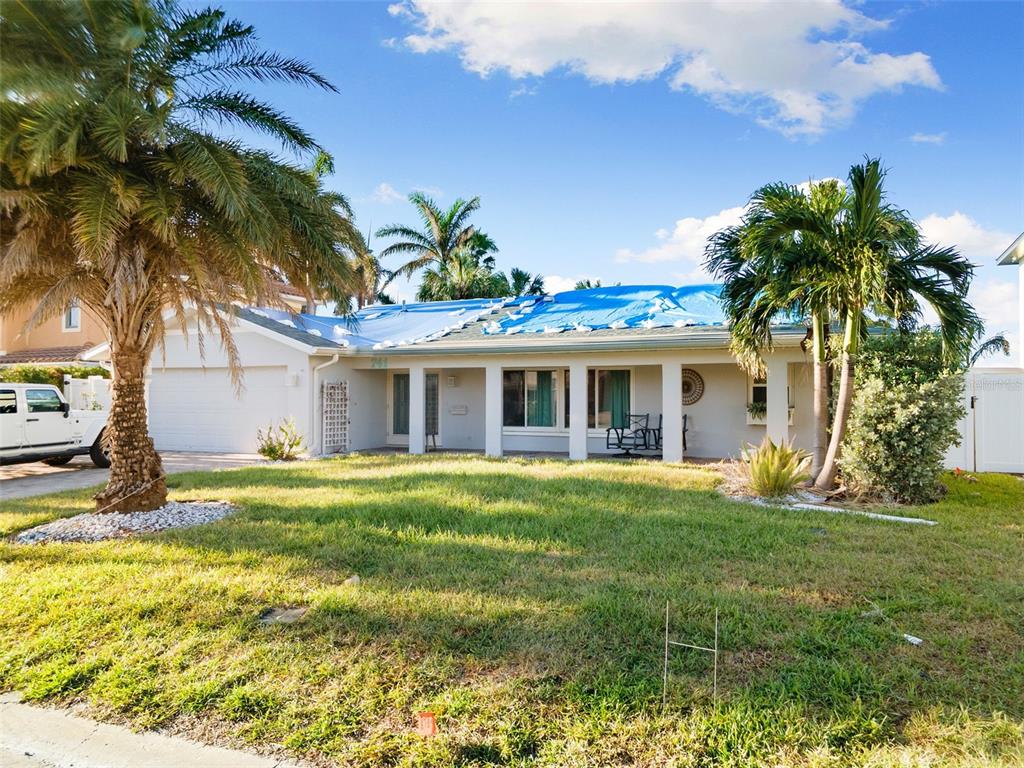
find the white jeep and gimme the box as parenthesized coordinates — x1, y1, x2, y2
(0, 383, 110, 467)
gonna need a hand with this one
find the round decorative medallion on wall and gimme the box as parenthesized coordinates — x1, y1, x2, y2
(680, 368, 704, 406)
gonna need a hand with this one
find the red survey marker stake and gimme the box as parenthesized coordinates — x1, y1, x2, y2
(416, 711, 438, 737)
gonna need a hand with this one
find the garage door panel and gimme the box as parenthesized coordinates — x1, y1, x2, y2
(149, 366, 289, 452)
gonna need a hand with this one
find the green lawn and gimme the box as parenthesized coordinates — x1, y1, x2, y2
(1, 455, 1021, 767)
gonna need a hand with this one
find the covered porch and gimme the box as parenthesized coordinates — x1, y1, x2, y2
(328, 348, 810, 462)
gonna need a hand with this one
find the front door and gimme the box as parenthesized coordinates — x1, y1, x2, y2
(387, 372, 441, 448)
(24, 388, 72, 449)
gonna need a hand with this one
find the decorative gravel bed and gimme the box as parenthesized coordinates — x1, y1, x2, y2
(14, 501, 236, 544)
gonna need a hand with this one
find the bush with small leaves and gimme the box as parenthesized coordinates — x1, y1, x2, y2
(740, 436, 811, 498)
(840, 372, 964, 503)
(256, 418, 305, 461)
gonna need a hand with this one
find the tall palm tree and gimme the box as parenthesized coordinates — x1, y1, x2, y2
(376, 193, 495, 284)
(706, 159, 981, 490)
(705, 179, 845, 477)
(493, 267, 544, 296)
(0, 0, 354, 512)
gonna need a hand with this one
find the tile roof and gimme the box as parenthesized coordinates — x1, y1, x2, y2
(0, 344, 97, 365)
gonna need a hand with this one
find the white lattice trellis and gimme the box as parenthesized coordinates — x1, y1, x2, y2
(322, 380, 349, 454)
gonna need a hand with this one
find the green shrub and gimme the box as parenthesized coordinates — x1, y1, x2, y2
(256, 417, 304, 461)
(0, 364, 110, 388)
(740, 436, 811, 498)
(840, 372, 964, 503)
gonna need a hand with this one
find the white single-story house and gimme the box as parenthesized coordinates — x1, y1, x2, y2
(86, 285, 816, 461)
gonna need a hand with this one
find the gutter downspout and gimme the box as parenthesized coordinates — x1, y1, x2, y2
(311, 354, 339, 456)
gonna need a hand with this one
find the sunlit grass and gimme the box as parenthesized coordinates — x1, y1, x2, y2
(1, 454, 1021, 766)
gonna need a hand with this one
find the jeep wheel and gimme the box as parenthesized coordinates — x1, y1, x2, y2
(43, 456, 74, 466)
(90, 430, 111, 468)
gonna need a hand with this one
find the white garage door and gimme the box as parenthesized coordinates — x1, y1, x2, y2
(149, 366, 289, 452)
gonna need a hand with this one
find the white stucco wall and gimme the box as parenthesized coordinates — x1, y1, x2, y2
(336, 350, 815, 459)
(148, 324, 314, 452)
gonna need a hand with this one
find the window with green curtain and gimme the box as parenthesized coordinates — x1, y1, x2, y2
(526, 370, 555, 427)
(392, 373, 409, 435)
(599, 369, 630, 428)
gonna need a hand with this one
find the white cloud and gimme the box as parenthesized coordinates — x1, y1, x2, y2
(615, 206, 746, 279)
(916, 213, 1019, 365)
(918, 212, 1015, 262)
(388, 1, 941, 136)
(509, 83, 538, 99)
(910, 131, 946, 145)
(371, 182, 405, 204)
(543, 274, 601, 294)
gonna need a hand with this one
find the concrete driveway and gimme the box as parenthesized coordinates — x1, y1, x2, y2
(0, 452, 264, 502)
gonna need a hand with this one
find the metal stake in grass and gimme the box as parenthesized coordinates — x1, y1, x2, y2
(662, 602, 719, 708)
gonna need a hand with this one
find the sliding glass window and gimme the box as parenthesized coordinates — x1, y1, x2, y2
(504, 369, 559, 428)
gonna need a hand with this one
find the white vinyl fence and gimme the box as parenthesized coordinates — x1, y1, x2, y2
(944, 368, 1024, 474)
(64, 375, 112, 412)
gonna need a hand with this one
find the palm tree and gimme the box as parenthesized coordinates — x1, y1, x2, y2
(493, 267, 544, 296)
(575, 279, 602, 289)
(376, 193, 496, 284)
(418, 251, 497, 301)
(969, 333, 1010, 367)
(0, 1, 354, 512)
(349, 229, 390, 309)
(705, 179, 845, 477)
(706, 159, 981, 490)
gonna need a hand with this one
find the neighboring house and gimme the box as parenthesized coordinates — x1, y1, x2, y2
(0, 297, 107, 366)
(86, 284, 814, 460)
(0, 281, 314, 368)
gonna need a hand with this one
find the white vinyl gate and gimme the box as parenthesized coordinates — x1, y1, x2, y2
(321, 380, 349, 454)
(945, 369, 1024, 473)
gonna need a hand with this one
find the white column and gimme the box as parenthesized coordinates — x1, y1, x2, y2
(765, 356, 789, 443)
(484, 363, 503, 457)
(569, 361, 588, 460)
(408, 364, 425, 454)
(661, 361, 684, 463)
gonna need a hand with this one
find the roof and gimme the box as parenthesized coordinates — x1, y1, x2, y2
(241, 284, 809, 355)
(997, 233, 1024, 266)
(0, 344, 98, 365)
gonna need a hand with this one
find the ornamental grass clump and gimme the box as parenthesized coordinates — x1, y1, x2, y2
(741, 436, 812, 498)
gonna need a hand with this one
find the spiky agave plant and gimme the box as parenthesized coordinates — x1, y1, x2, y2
(0, 0, 357, 511)
(741, 437, 812, 498)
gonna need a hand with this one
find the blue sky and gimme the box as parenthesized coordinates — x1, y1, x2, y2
(216, 1, 1023, 357)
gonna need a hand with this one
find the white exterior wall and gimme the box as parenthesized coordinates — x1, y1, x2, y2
(945, 368, 1024, 473)
(148, 324, 313, 453)
(338, 348, 814, 459)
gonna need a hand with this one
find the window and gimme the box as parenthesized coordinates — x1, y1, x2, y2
(750, 376, 767, 407)
(0, 389, 16, 415)
(391, 373, 409, 435)
(26, 388, 63, 413)
(63, 299, 81, 331)
(503, 369, 558, 428)
(587, 369, 631, 428)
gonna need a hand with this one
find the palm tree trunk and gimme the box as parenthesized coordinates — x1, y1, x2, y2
(811, 311, 828, 477)
(93, 346, 167, 513)
(814, 310, 859, 490)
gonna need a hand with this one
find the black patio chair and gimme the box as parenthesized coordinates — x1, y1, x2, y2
(606, 413, 650, 455)
(644, 414, 688, 453)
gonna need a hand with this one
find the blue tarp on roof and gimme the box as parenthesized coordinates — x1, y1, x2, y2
(246, 284, 728, 349)
(248, 295, 524, 349)
(480, 284, 726, 335)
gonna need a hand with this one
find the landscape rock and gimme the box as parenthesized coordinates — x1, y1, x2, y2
(14, 501, 236, 544)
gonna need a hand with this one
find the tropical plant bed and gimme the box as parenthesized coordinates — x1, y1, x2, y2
(0, 455, 1021, 767)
